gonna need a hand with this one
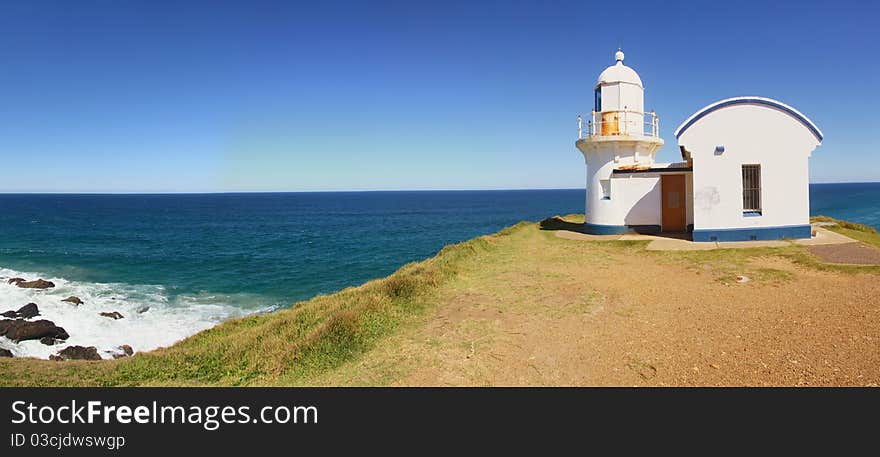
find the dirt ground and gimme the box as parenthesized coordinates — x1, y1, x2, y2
(809, 242, 880, 265)
(311, 225, 880, 386)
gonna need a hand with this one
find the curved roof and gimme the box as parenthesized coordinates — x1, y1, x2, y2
(674, 96, 823, 141)
(597, 61, 643, 88)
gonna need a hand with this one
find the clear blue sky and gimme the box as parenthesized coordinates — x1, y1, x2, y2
(1, 0, 877, 192)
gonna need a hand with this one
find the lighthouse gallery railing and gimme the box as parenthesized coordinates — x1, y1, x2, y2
(577, 110, 660, 139)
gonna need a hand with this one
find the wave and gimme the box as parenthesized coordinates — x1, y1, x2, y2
(0, 267, 278, 360)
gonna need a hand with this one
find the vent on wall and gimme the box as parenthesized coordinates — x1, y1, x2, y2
(600, 179, 611, 200)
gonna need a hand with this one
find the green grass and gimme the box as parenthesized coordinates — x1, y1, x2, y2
(648, 244, 802, 283)
(0, 224, 522, 387)
(811, 215, 878, 234)
(752, 268, 795, 282)
(811, 214, 880, 252)
(2, 215, 878, 386)
(825, 226, 880, 249)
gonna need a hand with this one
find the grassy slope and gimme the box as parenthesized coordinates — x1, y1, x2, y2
(826, 227, 880, 249)
(2, 216, 878, 386)
(0, 224, 524, 386)
(811, 215, 880, 251)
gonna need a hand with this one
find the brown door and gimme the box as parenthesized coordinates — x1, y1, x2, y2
(661, 175, 686, 232)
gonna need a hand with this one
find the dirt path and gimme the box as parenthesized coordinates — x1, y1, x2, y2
(809, 242, 880, 265)
(314, 226, 880, 386)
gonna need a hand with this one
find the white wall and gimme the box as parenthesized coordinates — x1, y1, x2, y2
(609, 174, 661, 226)
(579, 138, 664, 226)
(620, 83, 644, 113)
(601, 84, 620, 110)
(589, 171, 692, 228)
(600, 81, 643, 112)
(678, 104, 820, 230)
(598, 82, 644, 135)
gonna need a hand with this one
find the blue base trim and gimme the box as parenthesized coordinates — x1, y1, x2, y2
(692, 224, 811, 242)
(584, 223, 661, 235)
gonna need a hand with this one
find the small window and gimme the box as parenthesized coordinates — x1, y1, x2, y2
(600, 179, 611, 200)
(594, 88, 602, 112)
(742, 164, 761, 215)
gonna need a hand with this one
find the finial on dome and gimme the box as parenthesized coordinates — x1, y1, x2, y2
(615, 48, 625, 63)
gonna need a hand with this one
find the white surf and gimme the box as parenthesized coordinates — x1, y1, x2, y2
(0, 267, 277, 360)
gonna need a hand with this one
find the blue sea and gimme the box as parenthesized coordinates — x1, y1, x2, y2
(1, 183, 878, 358)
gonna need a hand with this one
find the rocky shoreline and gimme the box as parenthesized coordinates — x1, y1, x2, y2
(0, 276, 136, 361)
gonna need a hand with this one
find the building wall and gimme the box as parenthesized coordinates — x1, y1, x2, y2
(686, 172, 694, 227)
(604, 172, 695, 228)
(677, 104, 820, 240)
(609, 174, 661, 226)
(599, 82, 643, 112)
(578, 138, 664, 231)
(599, 82, 644, 135)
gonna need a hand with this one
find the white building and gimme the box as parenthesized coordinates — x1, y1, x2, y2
(575, 50, 822, 241)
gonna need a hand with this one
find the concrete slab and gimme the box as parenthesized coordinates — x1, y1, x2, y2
(554, 230, 622, 241)
(556, 225, 860, 252)
(618, 234, 661, 241)
(645, 238, 718, 251)
(794, 227, 858, 246)
(808, 242, 880, 265)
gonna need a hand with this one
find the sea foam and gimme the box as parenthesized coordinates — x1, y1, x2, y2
(0, 267, 276, 360)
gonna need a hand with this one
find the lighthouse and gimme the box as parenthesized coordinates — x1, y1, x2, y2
(572, 49, 821, 240)
(575, 50, 666, 234)
(569, 49, 822, 240)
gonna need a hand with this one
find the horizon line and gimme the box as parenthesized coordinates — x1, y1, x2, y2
(0, 181, 878, 195)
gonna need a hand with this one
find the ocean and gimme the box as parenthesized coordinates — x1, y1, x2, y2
(1, 183, 878, 358)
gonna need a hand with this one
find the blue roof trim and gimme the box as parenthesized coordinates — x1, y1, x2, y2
(674, 97, 823, 142)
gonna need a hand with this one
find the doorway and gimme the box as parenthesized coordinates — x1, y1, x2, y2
(661, 175, 686, 232)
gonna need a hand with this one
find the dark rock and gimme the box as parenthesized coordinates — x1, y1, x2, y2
(0, 348, 12, 357)
(0, 319, 69, 342)
(16, 279, 55, 289)
(61, 296, 83, 306)
(7, 278, 25, 285)
(1, 303, 39, 319)
(18, 303, 39, 319)
(49, 355, 62, 361)
(112, 344, 134, 359)
(136, 305, 150, 314)
(53, 345, 101, 361)
(0, 320, 13, 335)
(40, 336, 59, 345)
(99, 311, 124, 320)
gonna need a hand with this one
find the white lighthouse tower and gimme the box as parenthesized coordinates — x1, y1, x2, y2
(575, 50, 665, 234)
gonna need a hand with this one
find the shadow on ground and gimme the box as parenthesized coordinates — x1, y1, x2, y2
(538, 215, 690, 240)
(539, 216, 585, 233)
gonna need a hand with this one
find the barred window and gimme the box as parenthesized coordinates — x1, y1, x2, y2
(742, 164, 761, 213)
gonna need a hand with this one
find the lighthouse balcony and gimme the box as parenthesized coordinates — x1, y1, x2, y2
(578, 110, 660, 140)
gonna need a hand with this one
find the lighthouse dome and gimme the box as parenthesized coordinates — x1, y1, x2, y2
(596, 50, 643, 88)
